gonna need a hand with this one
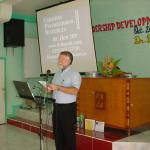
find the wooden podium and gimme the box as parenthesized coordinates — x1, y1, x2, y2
(77, 77, 150, 135)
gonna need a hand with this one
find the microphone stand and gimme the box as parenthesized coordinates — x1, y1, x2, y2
(39, 70, 51, 150)
(38, 92, 43, 150)
(32, 86, 44, 150)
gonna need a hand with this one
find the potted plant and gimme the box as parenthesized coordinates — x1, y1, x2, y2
(99, 56, 123, 77)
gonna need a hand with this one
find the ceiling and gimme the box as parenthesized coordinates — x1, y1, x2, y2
(3, 0, 69, 16)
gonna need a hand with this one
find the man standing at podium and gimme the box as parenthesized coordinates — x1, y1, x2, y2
(46, 51, 81, 150)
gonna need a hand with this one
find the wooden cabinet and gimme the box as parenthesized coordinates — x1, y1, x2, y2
(77, 78, 150, 134)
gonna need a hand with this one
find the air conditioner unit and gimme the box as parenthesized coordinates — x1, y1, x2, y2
(0, 3, 12, 24)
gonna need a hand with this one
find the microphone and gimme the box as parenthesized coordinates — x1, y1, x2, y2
(46, 69, 51, 82)
(47, 69, 51, 75)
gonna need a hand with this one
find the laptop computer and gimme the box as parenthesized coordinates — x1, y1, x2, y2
(13, 81, 35, 100)
(13, 80, 55, 103)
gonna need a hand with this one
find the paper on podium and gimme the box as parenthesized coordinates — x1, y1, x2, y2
(95, 121, 105, 132)
(38, 81, 47, 87)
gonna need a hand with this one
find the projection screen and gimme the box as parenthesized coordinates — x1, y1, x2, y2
(36, 0, 97, 73)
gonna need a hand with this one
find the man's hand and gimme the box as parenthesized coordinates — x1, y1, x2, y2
(49, 84, 59, 91)
(44, 84, 54, 92)
(45, 84, 79, 95)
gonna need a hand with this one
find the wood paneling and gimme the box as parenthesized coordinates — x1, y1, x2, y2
(77, 78, 150, 132)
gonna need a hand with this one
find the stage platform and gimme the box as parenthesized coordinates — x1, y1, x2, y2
(7, 117, 150, 150)
(7, 108, 150, 150)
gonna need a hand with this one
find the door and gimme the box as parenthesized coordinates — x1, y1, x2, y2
(0, 59, 5, 124)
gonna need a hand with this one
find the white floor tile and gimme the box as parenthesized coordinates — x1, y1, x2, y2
(0, 124, 55, 150)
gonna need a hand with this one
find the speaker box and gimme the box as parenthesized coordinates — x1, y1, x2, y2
(4, 19, 24, 47)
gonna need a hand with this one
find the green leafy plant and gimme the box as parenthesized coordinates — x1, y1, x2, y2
(99, 56, 123, 77)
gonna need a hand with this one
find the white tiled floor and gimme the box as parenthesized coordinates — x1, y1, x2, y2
(0, 124, 56, 150)
(113, 142, 150, 150)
